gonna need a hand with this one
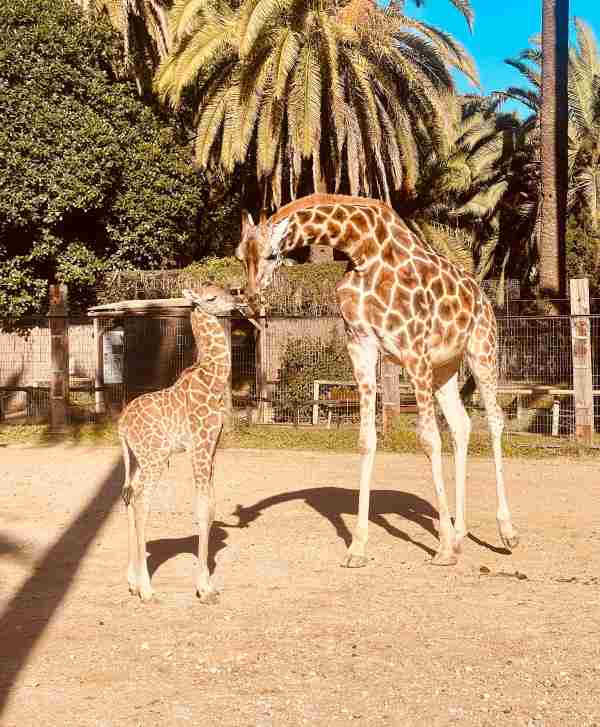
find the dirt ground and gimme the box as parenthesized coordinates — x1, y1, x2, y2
(1, 444, 600, 727)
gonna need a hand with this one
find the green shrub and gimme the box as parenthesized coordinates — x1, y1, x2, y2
(275, 329, 354, 420)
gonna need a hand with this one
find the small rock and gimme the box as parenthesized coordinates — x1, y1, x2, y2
(480, 566, 491, 575)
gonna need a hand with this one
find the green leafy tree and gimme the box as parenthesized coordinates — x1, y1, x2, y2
(156, 0, 477, 209)
(0, 0, 236, 318)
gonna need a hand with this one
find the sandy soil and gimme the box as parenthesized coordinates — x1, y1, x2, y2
(1, 444, 600, 727)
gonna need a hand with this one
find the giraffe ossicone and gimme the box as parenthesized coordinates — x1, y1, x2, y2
(236, 193, 519, 567)
(118, 284, 246, 602)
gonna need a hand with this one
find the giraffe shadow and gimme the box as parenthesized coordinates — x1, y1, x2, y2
(234, 487, 440, 558)
(466, 531, 511, 555)
(234, 487, 512, 558)
(146, 522, 229, 578)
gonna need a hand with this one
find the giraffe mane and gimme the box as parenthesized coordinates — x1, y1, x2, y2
(268, 193, 399, 224)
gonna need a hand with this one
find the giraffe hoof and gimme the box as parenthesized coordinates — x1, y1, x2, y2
(138, 589, 154, 603)
(431, 551, 458, 567)
(342, 554, 369, 568)
(499, 522, 519, 551)
(197, 588, 219, 604)
(501, 533, 520, 551)
(128, 584, 139, 596)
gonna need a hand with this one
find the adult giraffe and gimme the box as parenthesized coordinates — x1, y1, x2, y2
(236, 193, 519, 567)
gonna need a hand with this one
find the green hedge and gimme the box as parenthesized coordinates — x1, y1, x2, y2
(97, 258, 347, 314)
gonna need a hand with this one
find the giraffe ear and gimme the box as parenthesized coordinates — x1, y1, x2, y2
(270, 218, 290, 249)
(241, 209, 255, 237)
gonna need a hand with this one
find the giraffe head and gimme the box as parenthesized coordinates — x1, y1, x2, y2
(182, 285, 248, 317)
(235, 210, 290, 306)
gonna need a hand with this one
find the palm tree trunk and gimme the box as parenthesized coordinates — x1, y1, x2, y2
(539, 0, 569, 310)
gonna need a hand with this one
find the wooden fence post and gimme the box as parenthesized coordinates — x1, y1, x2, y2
(570, 278, 593, 446)
(381, 356, 401, 436)
(48, 285, 69, 432)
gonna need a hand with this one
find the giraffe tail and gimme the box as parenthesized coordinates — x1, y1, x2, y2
(120, 435, 133, 506)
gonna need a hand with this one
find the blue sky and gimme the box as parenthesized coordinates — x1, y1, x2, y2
(409, 0, 600, 114)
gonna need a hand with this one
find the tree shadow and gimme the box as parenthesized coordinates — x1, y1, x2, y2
(235, 487, 440, 558)
(0, 457, 124, 716)
(146, 522, 230, 579)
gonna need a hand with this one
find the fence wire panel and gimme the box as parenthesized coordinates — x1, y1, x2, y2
(496, 316, 572, 386)
(0, 317, 49, 422)
(253, 316, 382, 425)
(231, 317, 257, 413)
(2, 307, 599, 439)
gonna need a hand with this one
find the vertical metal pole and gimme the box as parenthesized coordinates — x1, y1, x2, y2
(570, 278, 593, 445)
(93, 317, 106, 414)
(48, 284, 69, 432)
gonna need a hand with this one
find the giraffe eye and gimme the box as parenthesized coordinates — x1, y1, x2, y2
(205, 295, 217, 302)
(266, 252, 278, 261)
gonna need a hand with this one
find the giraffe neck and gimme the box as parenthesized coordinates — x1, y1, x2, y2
(272, 194, 410, 269)
(189, 310, 231, 387)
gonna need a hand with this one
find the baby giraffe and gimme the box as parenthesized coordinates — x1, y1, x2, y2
(118, 285, 246, 603)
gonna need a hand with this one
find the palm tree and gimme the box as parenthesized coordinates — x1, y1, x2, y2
(155, 0, 477, 210)
(76, 0, 173, 95)
(538, 0, 569, 305)
(568, 20, 600, 227)
(496, 20, 600, 283)
(405, 95, 538, 289)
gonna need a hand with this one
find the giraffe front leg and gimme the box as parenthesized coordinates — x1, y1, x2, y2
(343, 338, 379, 568)
(192, 446, 219, 603)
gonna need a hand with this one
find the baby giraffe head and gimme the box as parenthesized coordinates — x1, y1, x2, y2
(182, 285, 248, 317)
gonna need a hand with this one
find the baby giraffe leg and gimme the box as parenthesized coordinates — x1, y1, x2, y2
(191, 445, 218, 603)
(126, 490, 138, 595)
(120, 438, 139, 594)
(132, 463, 163, 602)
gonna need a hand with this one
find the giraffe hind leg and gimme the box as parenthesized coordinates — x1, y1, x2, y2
(468, 351, 519, 550)
(406, 356, 458, 565)
(132, 461, 166, 602)
(119, 435, 138, 593)
(434, 370, 471, 553)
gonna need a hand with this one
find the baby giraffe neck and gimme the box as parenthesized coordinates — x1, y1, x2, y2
(190, 310, 231, 384)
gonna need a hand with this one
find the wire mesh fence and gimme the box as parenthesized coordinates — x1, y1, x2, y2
(2, 308, 600, 441)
